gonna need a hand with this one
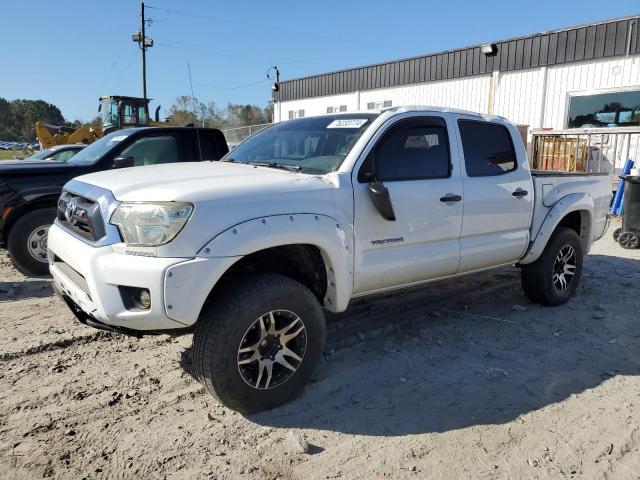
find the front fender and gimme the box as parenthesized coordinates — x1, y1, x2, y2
(519, 193, 594, 265)
(197, 214, 353, 312)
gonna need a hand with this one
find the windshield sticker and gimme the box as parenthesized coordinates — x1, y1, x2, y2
(109, 135, 129, 142)
(326, 119, 368, 129)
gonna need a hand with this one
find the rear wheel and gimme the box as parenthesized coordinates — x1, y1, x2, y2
(192, 273, 326, 413)
(7, 208, 56, 276)
(618, 231, 640, 249)
(521, 227, 583, 306)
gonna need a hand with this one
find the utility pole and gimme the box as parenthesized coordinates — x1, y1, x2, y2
(268, 66, 281, 123)
(132, 2, 153, 100)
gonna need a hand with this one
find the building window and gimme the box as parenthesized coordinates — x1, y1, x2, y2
(567, 89, 640, 128)
(288, 110, 306, 120)
(367, 100, 392, 110)
(327, 105, 347, 114)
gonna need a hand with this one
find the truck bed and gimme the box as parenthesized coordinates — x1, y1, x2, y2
(530, 172, 611, 250)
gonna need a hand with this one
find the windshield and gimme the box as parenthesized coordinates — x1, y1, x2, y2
(100, 98, 118, 128)
(223, 114, 378, 174)
(69, 130, 131, 165)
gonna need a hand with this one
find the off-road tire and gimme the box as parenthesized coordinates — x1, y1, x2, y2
(521, 227, 583, 306)
(192, 273, 326, 413)
(7, 208, 56, 276)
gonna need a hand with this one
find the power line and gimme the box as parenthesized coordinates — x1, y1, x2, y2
(196, 78, 269, 91)
(145, 4, 402, 56)
(146, 4, 338, 42)
(154, 38, 321, 67)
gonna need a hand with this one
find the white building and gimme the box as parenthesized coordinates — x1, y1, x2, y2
(272, 15, 640, 134)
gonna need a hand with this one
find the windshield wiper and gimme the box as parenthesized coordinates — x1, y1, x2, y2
(252, 162, 302, 172)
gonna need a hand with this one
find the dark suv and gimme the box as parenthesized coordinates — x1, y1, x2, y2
(0, 126, 228, 275)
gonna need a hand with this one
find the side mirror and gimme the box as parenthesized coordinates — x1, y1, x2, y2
(367, 180, 396, 221)
(113, 156, 134, 168)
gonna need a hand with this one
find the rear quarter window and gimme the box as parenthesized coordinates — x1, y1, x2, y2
(198, 131, 228, 161)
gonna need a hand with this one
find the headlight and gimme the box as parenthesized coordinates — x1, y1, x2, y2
(110, 202, 193, 246)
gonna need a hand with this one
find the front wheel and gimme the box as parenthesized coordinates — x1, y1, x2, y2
(521, 227, 584, 306)
(192, 273, 326, 413)
(7, 208, 56, 276)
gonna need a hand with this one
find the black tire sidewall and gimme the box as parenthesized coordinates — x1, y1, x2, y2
(194, 274, 326, 413)
(7, 209, 56, 276)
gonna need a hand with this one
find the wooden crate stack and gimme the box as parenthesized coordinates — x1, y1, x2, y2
(535, 136, 588, 172)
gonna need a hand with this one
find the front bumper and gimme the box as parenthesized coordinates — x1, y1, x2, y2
(48, 222, 237, 332)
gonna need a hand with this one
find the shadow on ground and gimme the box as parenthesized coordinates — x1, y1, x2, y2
(180, 254, 640, 436)
(0, 280, 53, 301)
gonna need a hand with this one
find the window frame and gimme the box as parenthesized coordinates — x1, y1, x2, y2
(457, 119, 518, 178)
(357, 116, 452, 183)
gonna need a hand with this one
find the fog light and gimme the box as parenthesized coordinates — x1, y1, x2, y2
(119, 286, 151, 311)
(139, 289, 151, 309)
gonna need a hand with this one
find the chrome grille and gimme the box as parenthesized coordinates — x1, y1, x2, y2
(57, 191, 106, 242)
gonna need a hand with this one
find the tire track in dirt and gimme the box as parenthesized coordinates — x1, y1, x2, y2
(0, 330, 116, 361)
(327, 276, 518, 349)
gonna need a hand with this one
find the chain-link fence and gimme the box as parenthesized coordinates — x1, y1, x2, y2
(221, 123, 271, 147)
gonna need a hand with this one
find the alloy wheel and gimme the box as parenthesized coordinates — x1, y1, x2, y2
(552, 244, 576, 291)
(618, 231, 640, 249)
(237, 310, 307, 389)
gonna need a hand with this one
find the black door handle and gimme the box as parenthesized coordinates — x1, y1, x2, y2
(440, 194, 462, 203)
(512, 189, 528, 197)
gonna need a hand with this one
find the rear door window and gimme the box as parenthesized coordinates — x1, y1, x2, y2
(119, 135, 179, 166)
(52, 149, 79, 162)
(458, 120, 517, 176)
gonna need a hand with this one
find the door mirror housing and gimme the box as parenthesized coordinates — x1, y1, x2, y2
(367, 180, 396, 221)
(113, 156, 134, 168)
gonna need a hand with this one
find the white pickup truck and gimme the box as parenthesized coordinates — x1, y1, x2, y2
(48, 106, 611, 412)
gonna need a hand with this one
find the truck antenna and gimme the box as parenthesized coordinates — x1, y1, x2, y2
(187, 61, 203, 161)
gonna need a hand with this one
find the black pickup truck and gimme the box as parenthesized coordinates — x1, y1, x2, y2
(0, 126, 228, 275)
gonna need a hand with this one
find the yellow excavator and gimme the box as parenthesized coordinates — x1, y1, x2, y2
(36, 95, 170, 149)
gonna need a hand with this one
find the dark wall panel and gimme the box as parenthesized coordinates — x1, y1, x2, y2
(275, 16, 640, 101)
(574, 28, 586, 61)
(614, 20, 628, 55)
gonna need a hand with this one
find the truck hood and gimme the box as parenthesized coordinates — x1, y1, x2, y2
(0, 159, 77, 177)
(71, 162, 352, 258)
(74, 161, 334, 202)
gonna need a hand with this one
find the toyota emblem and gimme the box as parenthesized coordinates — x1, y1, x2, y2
(65, 200, 77, 222)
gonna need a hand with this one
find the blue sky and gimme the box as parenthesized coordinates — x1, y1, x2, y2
(2, 0, 639, 122)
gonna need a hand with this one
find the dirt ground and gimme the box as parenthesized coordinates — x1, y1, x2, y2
(1, 223, 639, 480)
